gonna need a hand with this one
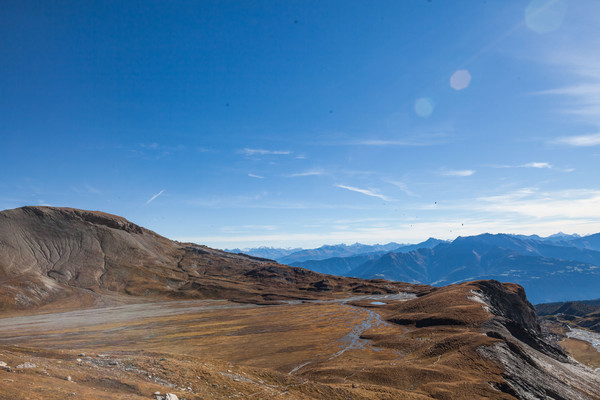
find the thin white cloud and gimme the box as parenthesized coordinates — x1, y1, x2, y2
(522, 162, 552, 169)
(240, 148, 292, 156)
(287, 170, 323, 178)
(536, 85, 600, 119)
(335, 184, 392, 201)
(146, 190, 165, 204)
(475, 188, 600, 219)
(553, 133, 600, 147)
(535, 40, 600, 127)
(490, 162, 574, 172)
(352, 134, 448, 147)
(387, 180, 418, 197)
(248, 173, 264, 179)
(440, 169, 475, 177)
(356, 139, 431, 146)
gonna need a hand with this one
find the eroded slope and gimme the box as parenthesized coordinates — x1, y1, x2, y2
(0, 206, 421, 310)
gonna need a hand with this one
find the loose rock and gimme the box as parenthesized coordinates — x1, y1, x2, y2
(15, 362, 36, 369)
(154, 394, 178, 400)
(0, 361, 11, 372)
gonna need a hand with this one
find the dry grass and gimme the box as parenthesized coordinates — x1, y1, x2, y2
(0, 290, 517, 400)
(560, 338, 600, 370)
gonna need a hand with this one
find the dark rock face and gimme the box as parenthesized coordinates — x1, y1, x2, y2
(474, 281, 600, 400)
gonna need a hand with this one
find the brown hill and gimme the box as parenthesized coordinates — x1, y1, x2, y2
(0, 206, 418, 310)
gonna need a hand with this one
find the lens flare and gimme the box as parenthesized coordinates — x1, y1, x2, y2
(525, 0, 567, 34)
(450, 70, 471, 91)
(414, 97, 434, 117)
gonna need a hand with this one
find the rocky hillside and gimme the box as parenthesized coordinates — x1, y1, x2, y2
(0, 206, 417, 310)
(377, 280, 600, 399)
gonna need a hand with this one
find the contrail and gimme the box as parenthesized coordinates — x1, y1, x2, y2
(146, 190, 164, 204)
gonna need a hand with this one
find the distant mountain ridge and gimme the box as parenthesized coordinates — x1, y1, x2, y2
(289, 238, 446, 276)
(269, 233, 600, 304)
(224, 246, 302, 260)
(277, 242, 405, 264)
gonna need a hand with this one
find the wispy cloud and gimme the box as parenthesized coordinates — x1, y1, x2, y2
(335, 184, 392, 201)
(146, 190, 164, 204)
(240, 148, 292, 156)
(287, 170, 324, 178)
(522, 162, 552, 169)
(248, 173, 264, 179)
(440, 169, 475, 177)
(350, 133, 449, 147)
(491, 162, 573, 172)
(387, 180, 418, 197)
(355, 139, 432, 146)
(475, 188, 600, 219)
(536, 41, 600, 129)
(553, 133, 600, 147)
(536, 84, 600, 120)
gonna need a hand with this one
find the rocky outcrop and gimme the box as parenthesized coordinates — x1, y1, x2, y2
(474, 281, 600, 400)
(382, 280, 600, 399)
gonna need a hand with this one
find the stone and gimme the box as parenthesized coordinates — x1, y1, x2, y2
(164, 394, 178, 400)
(0, 361, 11, 372)
(15, 362, 36, 369)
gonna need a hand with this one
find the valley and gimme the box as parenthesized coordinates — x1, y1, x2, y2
(0, 291, 503, 399)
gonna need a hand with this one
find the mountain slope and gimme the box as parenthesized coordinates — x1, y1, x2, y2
(568, 233, 600, 252)
(392, 237, 447, 253)
(0, 206, 414, 310)
(289, 253, 382, 275)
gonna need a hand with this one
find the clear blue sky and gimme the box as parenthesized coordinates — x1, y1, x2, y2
(2, 0, 599, 248)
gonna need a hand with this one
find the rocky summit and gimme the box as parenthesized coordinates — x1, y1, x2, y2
(0, 206, 599, 399)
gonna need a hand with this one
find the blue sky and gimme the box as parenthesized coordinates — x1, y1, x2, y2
(2, 0, 600, 248)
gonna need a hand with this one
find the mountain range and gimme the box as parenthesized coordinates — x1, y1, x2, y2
(239, 233, 600, 304)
